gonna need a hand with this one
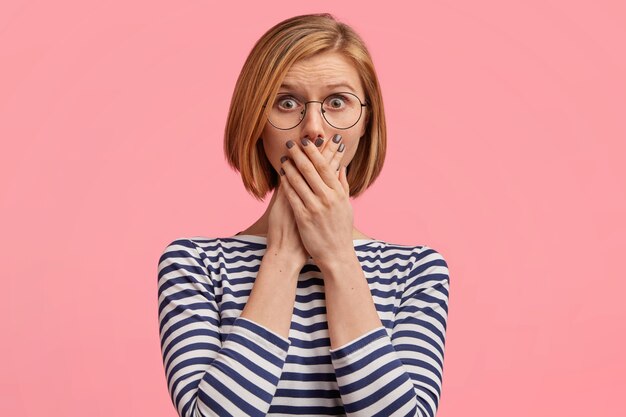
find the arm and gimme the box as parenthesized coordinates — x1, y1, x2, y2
(157, 238, 299, 417)
(319, 246, 450, 417)
(240, 244, 301, 338)
(319, 252, 385, 350)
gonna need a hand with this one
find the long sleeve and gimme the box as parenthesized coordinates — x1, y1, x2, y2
(328, 246, 450, 417)
(157, 238, 292, 417)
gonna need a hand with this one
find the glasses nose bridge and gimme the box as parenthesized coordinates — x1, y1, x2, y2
(300, 99, 326, 124)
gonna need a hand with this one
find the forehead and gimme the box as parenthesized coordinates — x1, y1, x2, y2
(280, 51, 363, 93)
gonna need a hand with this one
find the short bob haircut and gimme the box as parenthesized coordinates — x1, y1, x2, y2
(224, 13, 387, 201)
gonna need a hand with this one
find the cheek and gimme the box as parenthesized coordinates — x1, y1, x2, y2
(339, 136, 360, 164)
(262, 141, 281, 170)
(261, 133, 290, 170)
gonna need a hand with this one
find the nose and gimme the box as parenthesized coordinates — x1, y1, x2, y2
(299, 102, 327, 143)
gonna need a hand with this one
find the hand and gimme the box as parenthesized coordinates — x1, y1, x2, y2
(266, 180, 309, 269)
(278, 135, 353, 267)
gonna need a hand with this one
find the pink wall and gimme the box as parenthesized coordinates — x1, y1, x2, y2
(1, 1, 624, 416)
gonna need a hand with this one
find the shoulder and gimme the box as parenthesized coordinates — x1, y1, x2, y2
(159, 237, 214, 259)
(411, 245, 448, 267)
(357, 239, 446, 262)
(158, 237, 224, 275)
(160, 235, 255, 254)
(159, 235, 268, 270)
(406, 245, 450, 291)
(359, 240, 449, 283)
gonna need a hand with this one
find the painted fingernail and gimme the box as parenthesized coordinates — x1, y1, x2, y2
(332, 134, 342, 143)
(279, 167, 285, 176)
(286, 140, 294, 149)
(315, 137, 324, 147)
(280, 155, 288, 163)
(301, 138, 309, 146)
(338, 143, 345, 152)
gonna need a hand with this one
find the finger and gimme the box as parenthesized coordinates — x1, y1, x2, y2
(293, 136, 343, 194)
(330, 140, 346, 175)
(278, 169, 305, 213)
(309, 136, 345, 190)
(320, 134, 345, 176)
(283, 138, 330, 201)
(339, 165, 350, 195)
(320, 134, 343, 162)
(280, 150, 319, 209)
(313, 136, 342, 180)
(275, 180, 287, 201)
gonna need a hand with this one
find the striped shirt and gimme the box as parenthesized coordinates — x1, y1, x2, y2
(157, 235, 450, 416)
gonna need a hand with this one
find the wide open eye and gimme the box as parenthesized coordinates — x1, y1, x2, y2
(324, 94, 350, 111)
(275, 95, 302, 112)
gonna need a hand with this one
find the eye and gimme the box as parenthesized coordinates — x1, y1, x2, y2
(275, 95, 300, 111)
(325, 94, 349, 110)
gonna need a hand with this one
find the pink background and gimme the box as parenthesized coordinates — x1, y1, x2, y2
(1, 1, 624, 416)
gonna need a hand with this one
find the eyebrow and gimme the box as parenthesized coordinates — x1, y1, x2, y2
(279, 82, 357, 92)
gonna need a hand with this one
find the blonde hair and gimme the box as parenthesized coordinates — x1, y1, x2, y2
(224, 13, 387, 201)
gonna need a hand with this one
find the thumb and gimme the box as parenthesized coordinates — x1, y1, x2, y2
(277, 177, 287, 195)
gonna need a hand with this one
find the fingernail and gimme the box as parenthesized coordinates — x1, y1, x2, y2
(338, 143, 345, 152)
(332, 134, 342, 143)
(301, 138, 309, 146)
(315, 137, 324, 147)
(286, 140, 294, 149)
(280, 155, 288, 163)
(279, 168, 285, 176)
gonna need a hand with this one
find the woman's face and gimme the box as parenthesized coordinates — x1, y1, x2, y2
(260, 50, 368, 175)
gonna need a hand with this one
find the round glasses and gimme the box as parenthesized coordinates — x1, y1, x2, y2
(263, 92, 367, 130)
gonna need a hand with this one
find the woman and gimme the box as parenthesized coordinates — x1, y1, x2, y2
(158, 13, 450, 417)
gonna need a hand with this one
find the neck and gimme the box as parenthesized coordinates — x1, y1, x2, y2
(239, 186, 279, 236)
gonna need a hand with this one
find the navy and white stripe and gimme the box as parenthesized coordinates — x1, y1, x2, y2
(157, 235, 450, 416)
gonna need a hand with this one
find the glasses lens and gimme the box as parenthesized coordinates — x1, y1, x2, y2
(322, 93, 362, 129)
(267, 95, 305, 130)
(266, 92, 363, 130)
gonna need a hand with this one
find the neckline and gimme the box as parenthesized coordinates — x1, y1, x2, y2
(230, 233, 379, 246)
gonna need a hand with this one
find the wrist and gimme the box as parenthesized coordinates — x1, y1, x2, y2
(316, 249, 359, 277)
(264, 246, 305, 273)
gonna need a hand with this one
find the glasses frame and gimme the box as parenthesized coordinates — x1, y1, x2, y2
(262, 91, 368, 130)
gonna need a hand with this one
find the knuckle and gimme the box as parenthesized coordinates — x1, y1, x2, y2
(300, 163, 314, 176)
(311, 158, 327, 173)
(321, 193, 336, 208)
(306, 203, 320, 217)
